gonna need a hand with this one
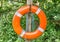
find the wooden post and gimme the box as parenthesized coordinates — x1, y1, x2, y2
(25, 0, 33, 42)
(27, 0, 32, 5)
(25, 13, 32, 42)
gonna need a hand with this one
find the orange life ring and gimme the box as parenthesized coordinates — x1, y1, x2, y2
(12, 5, 47, 39)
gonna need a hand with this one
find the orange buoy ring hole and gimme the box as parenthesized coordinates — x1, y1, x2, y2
(12, 5, 47, 40)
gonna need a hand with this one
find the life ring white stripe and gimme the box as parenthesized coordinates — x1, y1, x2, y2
(35, 8, 41, 15)
(37, 27, 44, 32)
(15, 12, 22, 17)
(20, 30, 25, 37)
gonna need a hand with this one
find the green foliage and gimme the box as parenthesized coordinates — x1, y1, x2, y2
(0, 0, 60, 42)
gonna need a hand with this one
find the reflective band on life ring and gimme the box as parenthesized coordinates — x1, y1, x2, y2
(12, 5, 47, 39)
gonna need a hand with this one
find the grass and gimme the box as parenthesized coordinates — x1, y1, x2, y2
(0, 1, 60, 42)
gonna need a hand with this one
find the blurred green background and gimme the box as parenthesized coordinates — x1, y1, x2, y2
(0, 0, 60, 42)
